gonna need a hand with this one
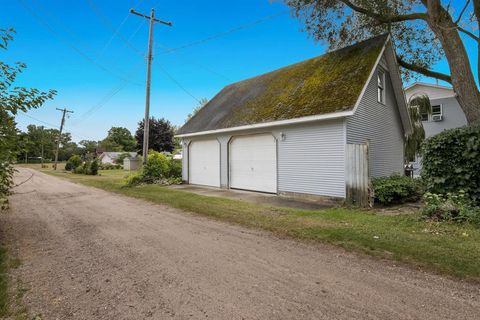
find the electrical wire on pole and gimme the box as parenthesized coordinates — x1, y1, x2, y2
(129, 8, 172, 164)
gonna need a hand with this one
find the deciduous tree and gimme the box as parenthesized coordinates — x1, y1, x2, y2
(0, 28, 56, 207)
(135, 117, 175, 153)
(286, 0, 480, 124)
(100, 127, 136, 152)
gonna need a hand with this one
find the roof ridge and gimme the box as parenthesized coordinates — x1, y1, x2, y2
(223, 33, 389, 89)
(178, 33, 388, 135)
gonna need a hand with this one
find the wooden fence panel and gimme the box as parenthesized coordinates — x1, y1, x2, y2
(346, 143, 371, 207)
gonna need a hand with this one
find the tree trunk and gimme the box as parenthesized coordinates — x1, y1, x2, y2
(425, 2, 480, 124)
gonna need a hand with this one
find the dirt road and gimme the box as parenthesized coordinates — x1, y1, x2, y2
(2, 168, 479, 319)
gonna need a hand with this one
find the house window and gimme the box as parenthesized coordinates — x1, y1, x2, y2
(377, 70, 385, 104)
(432, 105, 442, 116)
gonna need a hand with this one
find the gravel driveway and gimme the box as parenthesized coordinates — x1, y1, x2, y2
(2, 167, 479, 319)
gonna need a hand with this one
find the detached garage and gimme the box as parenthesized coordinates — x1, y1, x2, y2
(176, 35, 412, 201)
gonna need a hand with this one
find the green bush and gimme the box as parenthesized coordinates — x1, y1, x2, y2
(126, 151, 181, 186)
(98, 163, 121, 170)
(372, 175, 423, 205)
(421, 191, 480, 225)
(90, 160, 99, 175)
(73, 160, 99, 176)
(422, 126, 480, 205)
(65, 155, 82, 171)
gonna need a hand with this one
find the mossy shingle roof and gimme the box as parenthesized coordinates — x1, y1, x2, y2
(178, 34, 388, 135)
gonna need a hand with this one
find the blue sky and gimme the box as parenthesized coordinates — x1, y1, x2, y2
(3, 0, 476, 142)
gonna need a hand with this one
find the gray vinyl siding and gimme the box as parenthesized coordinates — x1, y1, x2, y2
(346, 64, 405, 177)
(277, 120, 346, 198)
(183, 119, 346, 197)
(422, 96, 468, 138)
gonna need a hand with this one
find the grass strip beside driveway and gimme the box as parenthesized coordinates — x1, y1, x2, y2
(25, 166, 480, 281)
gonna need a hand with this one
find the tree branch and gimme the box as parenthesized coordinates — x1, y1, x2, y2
(396, 55, 452, 83)
(339, 0, 427, 23)
(455, 0, 471, 24)
(458, 26, 480, 41)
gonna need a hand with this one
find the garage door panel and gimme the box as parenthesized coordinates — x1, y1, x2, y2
(230, 134, 277, 193)
(189, 140, 220, 187)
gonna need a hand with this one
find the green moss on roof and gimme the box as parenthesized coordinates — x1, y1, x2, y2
(178, 34, 388, 135)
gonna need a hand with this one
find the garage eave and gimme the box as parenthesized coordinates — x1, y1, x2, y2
(175, 110, 354, 138)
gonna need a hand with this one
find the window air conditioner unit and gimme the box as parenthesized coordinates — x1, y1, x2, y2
(432, 114, 443, 121)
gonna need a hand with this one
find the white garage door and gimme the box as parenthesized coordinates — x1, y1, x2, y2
(189, 140, 220, 187)
(229, 134, 277, 193)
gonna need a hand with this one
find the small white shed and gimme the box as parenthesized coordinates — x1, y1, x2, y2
(123, 157, 141, 171)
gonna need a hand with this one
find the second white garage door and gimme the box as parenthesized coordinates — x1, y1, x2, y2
(189, 140, 220, 187)
(229, 134, 277, 193)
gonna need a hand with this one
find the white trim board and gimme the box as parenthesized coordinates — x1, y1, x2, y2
(175, 110, 354, 138)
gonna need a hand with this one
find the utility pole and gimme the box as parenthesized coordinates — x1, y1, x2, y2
(54, 108, 74, 170)
(130, 8, 172, 164)
(40, 126, 44, 168)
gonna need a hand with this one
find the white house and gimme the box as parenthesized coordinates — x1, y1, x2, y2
(405, 82, 468, 175)
(98, 152, 137, 165)
(176, 34, 412, 201)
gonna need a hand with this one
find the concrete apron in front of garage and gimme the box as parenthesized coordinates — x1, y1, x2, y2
(169, 185, 337, 210)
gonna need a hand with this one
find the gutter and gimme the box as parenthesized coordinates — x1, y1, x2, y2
(175, 110, 354, 138)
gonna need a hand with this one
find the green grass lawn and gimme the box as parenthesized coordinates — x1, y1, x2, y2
(18, 164, 480, 281)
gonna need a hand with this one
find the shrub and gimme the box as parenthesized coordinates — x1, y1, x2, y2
(65, 155, 82, 171)
(90, 160, 99, 175)
(372, 175, 423, 205)
(73, 160, 99, 176)
(421, 191, 480, 225)
(98, 163, 122, 170)
(422, 126, 480, 205)
(73, 164, 85, 174)
(126, 151, 181, 186)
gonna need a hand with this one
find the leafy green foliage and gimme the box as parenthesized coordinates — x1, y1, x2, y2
(126, 151, 181, 186)
(98, 163, 122, 170)
(65, 155, 82, 171)
(421, 191, 480, 226)
(99, 127, 136, 152)
(372, 175, 423, 205)
(285, 1, 443, 83)
(73, 160, 99, 175)
(405, 95, 430, 161)
(78, 140, 98, 155)
(135, 117, 175, 153)
(422, 126, 480, 205)
(0, 28, 56, 208)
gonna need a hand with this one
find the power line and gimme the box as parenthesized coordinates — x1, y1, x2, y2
(72, 59, 146, 125)
(157, 63, 201, 103)
(17, 0, 142, 86)
(86, 0, 145, 57)
(95, 0, 145, 59)
(155, 42, 232, 81)
(157, 11, 289, 54)
(17, 112, 95, 142)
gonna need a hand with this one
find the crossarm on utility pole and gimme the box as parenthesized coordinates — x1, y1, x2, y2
(129, 9, 172, 26)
